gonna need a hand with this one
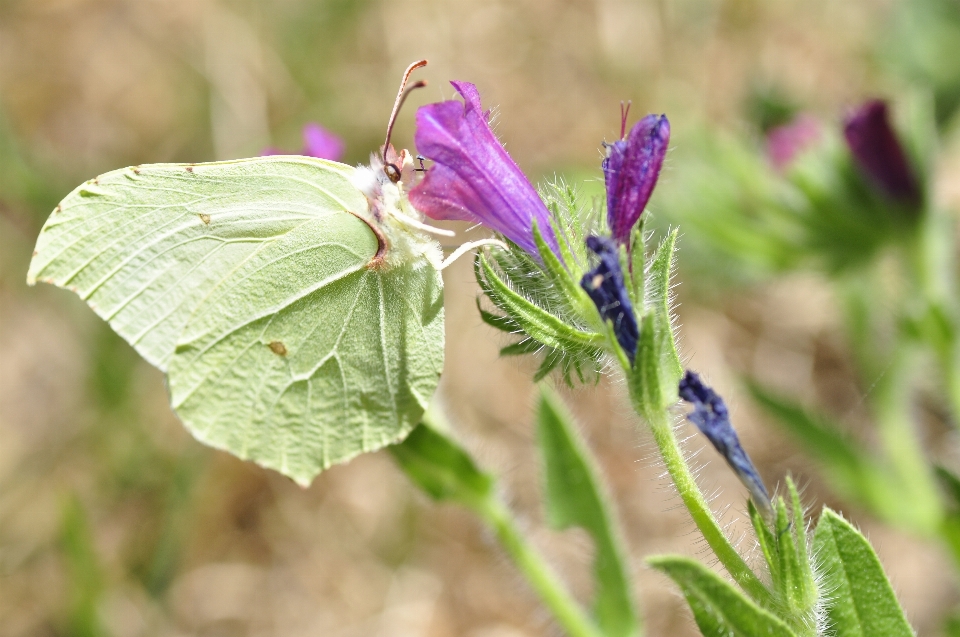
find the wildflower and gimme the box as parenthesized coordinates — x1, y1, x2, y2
(678, 370, 772, 516)
(843, 100, 921, 206)
(603, 113, 670, 247)
(409, 81, 558, 258)
(766, 114, 821, 172)
(262, 122, 345, 162)
(580, 235, 639, 363)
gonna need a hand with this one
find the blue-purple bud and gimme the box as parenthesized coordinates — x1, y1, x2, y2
(580, 236, 639, 364)
(843, 100, 921, 206)
(679, 370, 772, 516)
(603, 114, 670, 246)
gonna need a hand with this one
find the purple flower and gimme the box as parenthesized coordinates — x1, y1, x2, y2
(766, 114, 821, 172)
(679, 370, 772, 516)
(580, 236, 638, 364)
(262, 123, 345, 162)
(843, 100, 920, 205)
(603, 114, 670, 247)
(409, 81, 558, 258)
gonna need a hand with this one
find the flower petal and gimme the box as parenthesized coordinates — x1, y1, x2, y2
(410, 82, 558, 258)
(766, 114, 821, 172)
(603, 114, 670, 246)
(580, 235, 638, 363)
(843, 100, 920, 205)
(678, 370, 771, 515)
(301, 123, 345, 161)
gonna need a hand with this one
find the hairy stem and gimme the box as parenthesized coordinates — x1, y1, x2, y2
(641, 402, 771, 605)
(473, 497, 606, 637)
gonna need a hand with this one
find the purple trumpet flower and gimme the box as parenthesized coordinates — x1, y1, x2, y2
(262, 122, 345, 162)
(843, 100, 920, 206)
(409, 81, 559, 258)
(580, 235, 639, 363)
(679, 370, 772, 516)
(603, 113, 670, 247)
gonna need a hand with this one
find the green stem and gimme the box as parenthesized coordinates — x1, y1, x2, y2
(473, 497, 606, 637)
(641, 403, 771, 605)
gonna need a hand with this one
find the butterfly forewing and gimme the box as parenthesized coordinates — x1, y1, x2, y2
(28, 156, 444, 485)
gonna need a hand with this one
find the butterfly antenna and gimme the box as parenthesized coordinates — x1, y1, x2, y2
(383, 59, 429, 163)
(620, 100, 632, 139)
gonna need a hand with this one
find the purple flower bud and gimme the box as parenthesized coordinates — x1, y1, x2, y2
(409, 81, 559, 258)
(766, 114, 821, 172)
(261, 123, 345, 162)
(300, 123, 345, 161)
(603, 114, 670, 246)
(580, 235, 638, 363)
(843, 100, 920, 205)
(679, 370, 772, 515)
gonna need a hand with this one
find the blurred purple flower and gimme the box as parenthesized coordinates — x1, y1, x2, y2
(843, 100, 920, 205)
(409, 81, 558, 258)
(262, 123, 345, 162)
(766, 114, 821, 172)
(603, 114, 670, 247)
(678, 370, 772, 516)
(580, 235, 638, 363)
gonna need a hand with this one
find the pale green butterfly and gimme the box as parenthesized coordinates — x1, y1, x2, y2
(27, 60, 496, 486)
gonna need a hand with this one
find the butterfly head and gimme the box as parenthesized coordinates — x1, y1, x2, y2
(352, 60, 447, 270)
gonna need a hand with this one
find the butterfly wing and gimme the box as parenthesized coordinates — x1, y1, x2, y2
(28, 156, 444, 485)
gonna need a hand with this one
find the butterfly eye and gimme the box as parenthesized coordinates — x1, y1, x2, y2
(384, 163, 402, 183)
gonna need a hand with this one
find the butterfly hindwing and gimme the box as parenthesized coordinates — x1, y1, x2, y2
(28, 156, 444, 485)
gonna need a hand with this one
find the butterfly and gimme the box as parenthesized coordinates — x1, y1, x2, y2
(27, 60, 449, 486)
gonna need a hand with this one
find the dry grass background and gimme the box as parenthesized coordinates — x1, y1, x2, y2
(3, 0, 960, 635)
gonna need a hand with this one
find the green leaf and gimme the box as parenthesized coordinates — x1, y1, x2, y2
(500, 339, 543, 357)
(390, 419, 494, 508)
(29, 157, 444, 486)
(478, 252, 605, 352)
(813, 508, 915, 637)
(631, 229, 682, 415)
(747, 382, 908, 522)
(476, 297, 521, 333)
(60, 496, 107, 637)
(648, 555, 797, 637)
(936, 464, 960, 508)
(533, 220, 590, 316)
(537, 387, 640, 637)
(750, 478, 817, 632)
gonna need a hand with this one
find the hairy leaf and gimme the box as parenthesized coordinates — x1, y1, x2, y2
(537, 387, 639, 637)
(813, 508, 914, 637)
(649, 555, 796, 637)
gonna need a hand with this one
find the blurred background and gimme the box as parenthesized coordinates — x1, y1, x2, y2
(3, 0, 960, 635)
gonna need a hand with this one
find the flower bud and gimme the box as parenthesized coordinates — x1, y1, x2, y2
(843, 100, 921, 206)
(679, 370, 772, 516)
(580, 236, 638, 364)
(603, 114, 670, 246)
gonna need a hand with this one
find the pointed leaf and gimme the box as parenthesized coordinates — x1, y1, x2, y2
(813, 508, 915, 637)
(533, 220, 591, 315)
(538, 387, 640, 637)
(390, 421, 494, 509)
(747, 382, 910, 522)
(478, 252, 604, 352)
(648, 555, 796, 637)
(631, 229, 681, 415)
